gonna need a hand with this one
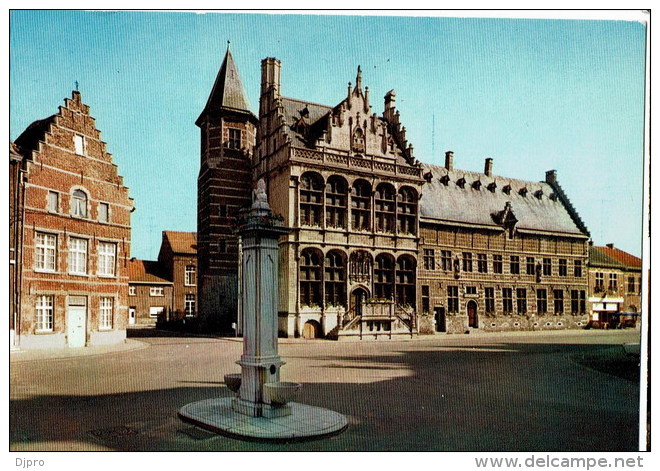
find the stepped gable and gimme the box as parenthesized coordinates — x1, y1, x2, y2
(420, 163, 588, 236)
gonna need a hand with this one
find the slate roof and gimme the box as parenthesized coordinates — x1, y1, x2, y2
(419, 164, 587, 236)
(163, 231, 197, 255)
(590, 245, 642, 270)
(127, 259, 172, 284)
(198, 45, 254, 119)
(280, 97, 332, 146)
(14, 116, 54, 155)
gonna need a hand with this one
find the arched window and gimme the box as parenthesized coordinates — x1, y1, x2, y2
(71, 189, 88, 218)
(325, 176, 348, 229)
(397, 187, 417, 235)
(325, 250, 347, 307)
(300, 172, 324, 227)
(299, 249, 323, 307)
(396, 255, 416, 306)
(349, 250, 372, 283)
(374, 253, 395, 300)
(351, 179, 371, 231)
(375, 183, 396, 233)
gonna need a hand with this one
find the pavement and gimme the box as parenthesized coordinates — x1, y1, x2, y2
(9, 328, 644, 452)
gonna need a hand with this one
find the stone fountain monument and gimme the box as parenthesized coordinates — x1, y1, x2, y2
(178, 179, 348, 441)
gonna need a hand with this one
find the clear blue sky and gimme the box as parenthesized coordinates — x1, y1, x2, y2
(9, 11, 647, 259)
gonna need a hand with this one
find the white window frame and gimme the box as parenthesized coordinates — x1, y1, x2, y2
(35, 232, 57, 272)
(185, 265, 196, 286)
(73, 134, 86, 155)
(149, 306, 164, 318)
(150, 286, 164, 297)
(68, 237, 88, 275)
(129, 286, 136, 296)
(36, 295, 54, 332)
(98, 202, 110, 223)
(184, 294, 196, 317)
(99, 297, 113, 330)
(97, 242, 116, 277)
(71, 189, 88, 218)
(47, 191, 59, 213)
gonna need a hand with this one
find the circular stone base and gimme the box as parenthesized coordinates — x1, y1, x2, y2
(178, 398, 348, 442)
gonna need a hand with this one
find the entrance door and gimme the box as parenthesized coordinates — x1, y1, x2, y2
(67, 296, 87, 348)
(302, 320, 321, 339)
(467, 300, 478, 328)
(434, 307, 446, 332)
(128, 307, 136, 325)
(351, 287, 368, 317)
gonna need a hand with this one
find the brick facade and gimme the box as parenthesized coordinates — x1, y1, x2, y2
(10, 91, 133, 349)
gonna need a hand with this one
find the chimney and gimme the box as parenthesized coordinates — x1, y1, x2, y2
(545, 170, 557, 184)
(484, 158, 493, 177)
(260, 57, 281, 98)
(445, 151, 454, 171)
(606, 243, 614, 249)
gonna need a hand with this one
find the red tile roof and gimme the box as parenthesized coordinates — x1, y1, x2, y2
(163, 231, 197, 255)
(594, 245, 642, 269)
(127, 258, 172, 283)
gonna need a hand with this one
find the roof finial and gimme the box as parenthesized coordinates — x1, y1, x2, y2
(227, 40, 231, 51)
(75, 80, 79, 91)
(355, 65, 362, 92)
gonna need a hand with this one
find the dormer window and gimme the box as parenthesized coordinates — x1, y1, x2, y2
(456, 177, 466, 189)
(502, 185, 511, 195)
(423, 171, 433, 183)
(549, 193, 558, 201)
(472, 180, 482, 190)
(519, 187, 528, 197)
(439, 175, 450, 186)
(73, 134, 85, 156)
(534, 189, 544, 199)
(487, 182, 497, 193)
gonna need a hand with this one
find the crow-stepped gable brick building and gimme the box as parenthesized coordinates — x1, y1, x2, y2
(197, 47, 592, 338)
(10, 91, 133, 349)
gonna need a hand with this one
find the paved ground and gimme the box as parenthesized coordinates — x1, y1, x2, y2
(10, 328, 642, 451)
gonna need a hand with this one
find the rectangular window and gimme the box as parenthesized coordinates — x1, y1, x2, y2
(516, 288, 527, 314)
(227, 128, 241, 149)
(150, 287, 164, 297)
(558, 259, 567, 276)
(447, 286, 459, 313)
(68, 237, 88, 275)
(579, 290, 586, 314)
(543, 258, 552, 276)
(627, 276, 636, 293)
(595, 272, 604, 292)
(537, 289, 547, 314)
(149, 306, 164, 318)
(510, 256, 520, 275)
(502, 288, 513, 314)
(571, 290, 579, 314)
(98, 203, 109, 223)
(574, 260, 583, 277)
(421, 285, 430, 313)
(185, 294, 196, 317)
(477, 254, 488, 273)
(35, 232, 57, 272)
(219, 204, 228, 218)
(485, 287, 495, 313)
(493, 255, 503, 274)
(462, 252, 473, 272)
(608, 273, 618, 291)
(441, 250, 452, 271)
(465, 286, 477, 295)
(97, 242, 116, 276)
(185, 265, 196, 286)
(129, 286, 136, 296)
(99, 297, 113, 330)
(526, 257, 535, 275)
(36, 295, 54, 332)
(553, 289, 564, 314)
(73, 134, 85, 155)
(423, 249, 435, 271)
(47, 191, 59, 212)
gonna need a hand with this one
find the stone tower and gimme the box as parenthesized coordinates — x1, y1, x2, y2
(196, 43, 257, 330)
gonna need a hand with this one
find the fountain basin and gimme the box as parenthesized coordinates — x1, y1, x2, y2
(263, 381, 302, 405)
(224, 374, 242, 393)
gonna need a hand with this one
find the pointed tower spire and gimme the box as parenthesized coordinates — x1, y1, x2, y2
(197, 41, 254, 124)
(353, 65, 363, 96)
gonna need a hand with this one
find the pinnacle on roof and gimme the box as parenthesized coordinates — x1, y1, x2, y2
(198, 41, 253, 119)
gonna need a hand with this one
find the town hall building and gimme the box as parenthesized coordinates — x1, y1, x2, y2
(197, 46, 592, 339)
